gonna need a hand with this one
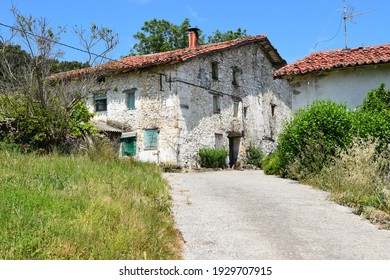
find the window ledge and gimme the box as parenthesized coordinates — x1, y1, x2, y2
(144, 147, 158, 151)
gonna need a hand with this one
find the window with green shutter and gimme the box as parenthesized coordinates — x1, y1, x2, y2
(121, 137, 137, 156)
(144, 129, 158, 149)
(125, 89, 136, 110)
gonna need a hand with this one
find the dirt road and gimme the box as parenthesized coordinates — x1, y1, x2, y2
(165, 170, 390, 260)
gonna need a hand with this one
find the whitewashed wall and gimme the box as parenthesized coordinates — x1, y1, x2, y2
(289, 64, 390, 111)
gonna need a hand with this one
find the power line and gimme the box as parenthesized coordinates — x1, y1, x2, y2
(0, 22, 117, 62)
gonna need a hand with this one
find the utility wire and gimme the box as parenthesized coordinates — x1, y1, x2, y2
(0, 22, 117, 62)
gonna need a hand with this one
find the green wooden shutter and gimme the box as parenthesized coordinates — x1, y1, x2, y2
(144, 129, 158, 148)
(122, 137, 136, 156)
(127, 92, 135, 109)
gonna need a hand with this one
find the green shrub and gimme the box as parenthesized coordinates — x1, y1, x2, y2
(273, 100, 354, 177)
(246, 145, 264, 168)
(199, 147, 228, 168)
(262, 150, 283, 175)
(353, 84, 390, 150)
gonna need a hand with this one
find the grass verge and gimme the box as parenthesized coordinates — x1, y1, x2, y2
(0, 149, 182, 259)
(304, 138, 390, 229)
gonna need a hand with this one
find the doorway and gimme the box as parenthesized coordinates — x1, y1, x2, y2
(228, 137, 241, 167)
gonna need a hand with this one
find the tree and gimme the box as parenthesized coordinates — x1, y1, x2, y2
(207, 28, 248, 43)
(130, 18, 248, 55)
(131, 18, 202, 55)
(0, 6, 118, 151)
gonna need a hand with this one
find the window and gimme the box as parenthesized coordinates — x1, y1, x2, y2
(159, 74, 164, 91)
(96, 75, 105, 83)
(243, 106, 248, 118)
(94, 94, 107, 112)
(211, 61, 219, 80)
(232, 67, 240, 86)
(124, 89, 136, 110)
(271, 104, 276, 117)
(121, 137, 137, 156)
(215, 133, 223, 148)
(144, 129, 158, 149)
(233, 100, 239, 117)
(213, 95, 221, 114)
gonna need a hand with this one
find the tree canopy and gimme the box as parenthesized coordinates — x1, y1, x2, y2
(0, 7, 117, 151)
(130, 18, 248, 55)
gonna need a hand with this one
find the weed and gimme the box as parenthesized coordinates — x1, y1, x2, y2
(0, 150, 182, 259)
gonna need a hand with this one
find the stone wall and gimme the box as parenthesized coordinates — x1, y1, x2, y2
(175, 43, 292, 167)
(86, 42, 292, 167)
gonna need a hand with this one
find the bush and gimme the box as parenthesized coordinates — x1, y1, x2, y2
(262, 150, 283, 175)
(353, 84, 390, 150)
(246, 145, 264, 168)
(199, 147, 228, 168)
(272, 100, 354, 177)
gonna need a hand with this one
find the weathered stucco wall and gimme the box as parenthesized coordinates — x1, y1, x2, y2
(290, 64, 390, 111)
(86, 67, 180, 164)
(86, 42, 292, 167)
(175, 43, 292, 167)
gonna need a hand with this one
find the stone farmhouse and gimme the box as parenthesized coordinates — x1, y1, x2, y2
(62, 29, 292, 168)
(274, 44, 390, 111)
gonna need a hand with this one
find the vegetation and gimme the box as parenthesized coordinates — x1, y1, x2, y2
(263, 100, 354, 177)
(130, 18, 248, 55)
(246, 144, 264, 168)
(199, 147, 228, 168)
(263, 84, 390, 226)
(307, 138, 390, 228)
(0, 144, 182, 259)
(0, 7, 118, 152)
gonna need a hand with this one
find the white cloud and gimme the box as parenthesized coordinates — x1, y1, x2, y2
(187, 6, 206, 22)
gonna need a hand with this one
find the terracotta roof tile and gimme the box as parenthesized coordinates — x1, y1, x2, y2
(51, 35, 286, 79)
(274, 44, 390, 79)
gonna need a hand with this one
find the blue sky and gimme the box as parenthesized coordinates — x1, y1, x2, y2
(1, 0, 389, 63)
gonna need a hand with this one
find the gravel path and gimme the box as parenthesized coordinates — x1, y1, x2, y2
(164, 170, 390, 260)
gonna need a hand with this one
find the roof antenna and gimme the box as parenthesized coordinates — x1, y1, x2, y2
(343, 0, 374, 49)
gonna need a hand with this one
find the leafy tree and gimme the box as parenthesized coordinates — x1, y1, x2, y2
(130, 18, 248, 55)
(207, 28, 248, 43)
(0, 6, 118, 151)
(49, 60, 90, 74)
(131, 18, 199, 55)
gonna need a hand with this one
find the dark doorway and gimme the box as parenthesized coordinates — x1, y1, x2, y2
(229, 137, 241, 167)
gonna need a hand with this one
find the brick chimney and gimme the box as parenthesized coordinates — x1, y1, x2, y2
(187, 28, 200, 49)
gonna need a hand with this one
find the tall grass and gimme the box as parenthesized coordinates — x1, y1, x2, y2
(0, 147, 182, 259)
(306, 138, 390, 227)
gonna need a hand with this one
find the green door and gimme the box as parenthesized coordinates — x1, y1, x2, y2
(122, 137, 137, 156)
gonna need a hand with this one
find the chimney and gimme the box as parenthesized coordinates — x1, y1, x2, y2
(187, 28, 200, 49)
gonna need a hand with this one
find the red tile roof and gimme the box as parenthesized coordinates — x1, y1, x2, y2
(274, 44, 390, 79)
(51, 35, 286, 79)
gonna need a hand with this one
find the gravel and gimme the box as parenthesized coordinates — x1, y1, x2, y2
(165, 170, 390, 260)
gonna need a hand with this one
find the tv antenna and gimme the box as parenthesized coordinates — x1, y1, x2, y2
(343, 0, 374, 49)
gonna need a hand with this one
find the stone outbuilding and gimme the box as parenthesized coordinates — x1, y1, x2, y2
(61, 29, 292, 168)
(274, 44, 390, 111)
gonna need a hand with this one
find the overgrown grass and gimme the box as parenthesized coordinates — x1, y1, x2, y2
(305, 138, 390, 228)
(0, 148, 182, 259)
